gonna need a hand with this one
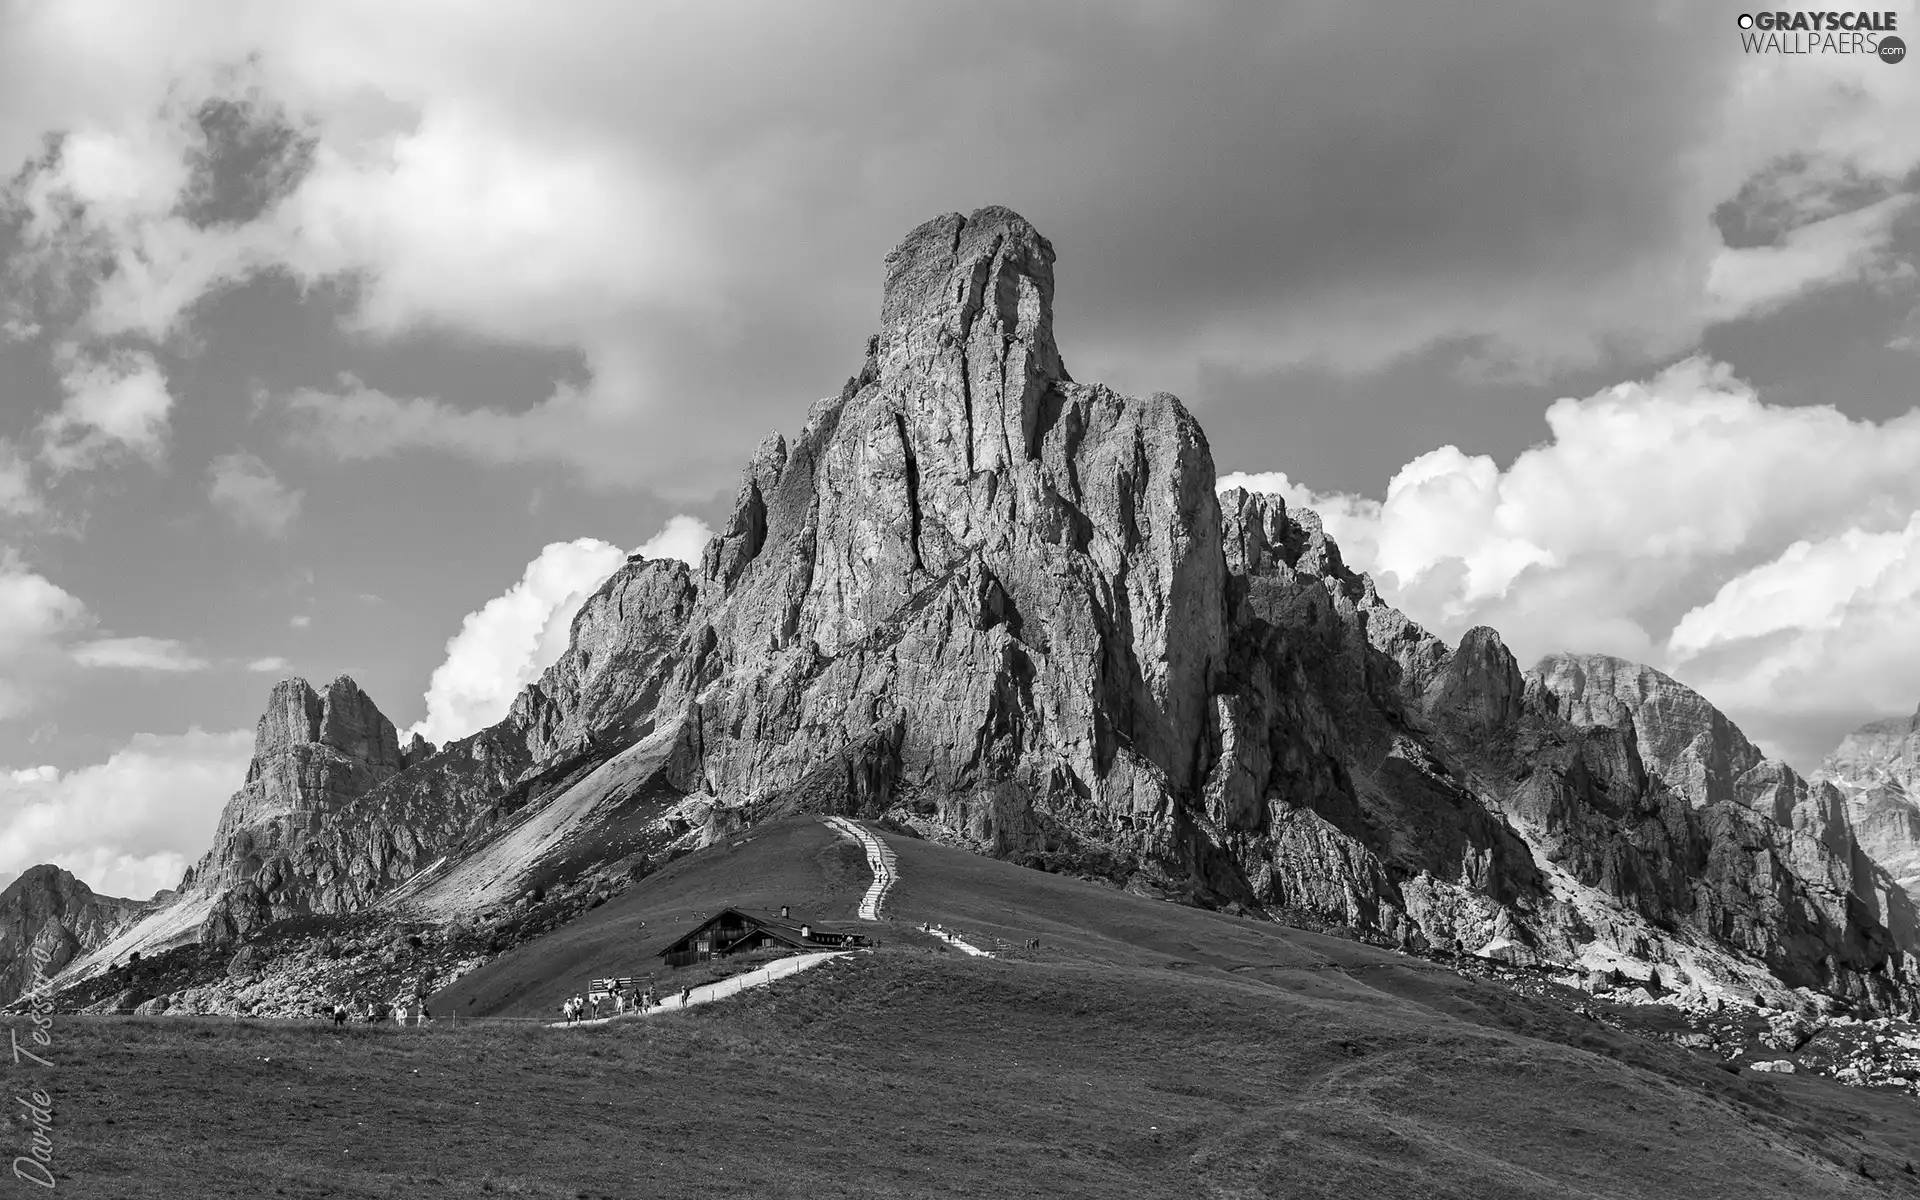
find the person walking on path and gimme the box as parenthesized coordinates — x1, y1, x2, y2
(680, 986, 691, 1008)
(331, 1002, 347, 1028)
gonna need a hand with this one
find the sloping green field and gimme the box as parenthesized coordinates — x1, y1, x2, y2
(26, 818, 1919, 1198)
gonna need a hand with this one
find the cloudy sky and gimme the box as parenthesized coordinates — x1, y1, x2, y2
(1, 0, 1917, 897)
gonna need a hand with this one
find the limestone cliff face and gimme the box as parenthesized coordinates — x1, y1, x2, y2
(189, 675, 411, 942)
(653, 207, 1224, 877)
(0, 866, 141, 1003)
(1816, 704, 1920, 904)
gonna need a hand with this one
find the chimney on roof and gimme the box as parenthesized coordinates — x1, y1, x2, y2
(781, 905, 790, 919)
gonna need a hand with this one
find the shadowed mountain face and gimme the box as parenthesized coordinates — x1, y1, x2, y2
(64, 207, 1920, 1014)
(0, 865, 141, 1004)
(1816, 703, 1920, 906)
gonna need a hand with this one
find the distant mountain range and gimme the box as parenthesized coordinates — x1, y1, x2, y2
(10, 207, 1918, 1016)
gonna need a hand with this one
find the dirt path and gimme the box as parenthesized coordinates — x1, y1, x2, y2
(824, 816, 898, 920)
(552, 949, 850, 1027)
(919, 922, 994, 957)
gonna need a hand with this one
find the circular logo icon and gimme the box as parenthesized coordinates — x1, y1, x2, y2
(1880, 35, 1907, 64)
(1737, 13, 1754, 28)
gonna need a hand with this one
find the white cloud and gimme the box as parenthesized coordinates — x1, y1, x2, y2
(0, 551, 87, 657)
(409, 516, 709, 745)
(0, 727, 251, 898)
(38, 349, 174, 473)
(0, 551, 89, 719)
(632, 514, 711, 566)
(1662, 515, 1920, 731)
(1705, 195, 1917, 321)
(1223, 357, 1920, 767)
(245, 655, 290, 673)
(206, 451, 303, 537)
(410, 537, 628, 745)
(288, 614, 311, 629)
(71, 635, 210, 672)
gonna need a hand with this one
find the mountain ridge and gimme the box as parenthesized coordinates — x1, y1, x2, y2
(36, 205, 1920, 1017)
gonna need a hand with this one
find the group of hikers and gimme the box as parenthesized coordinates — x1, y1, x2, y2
(326, 996, 433, 1027)
(559, 982, 693, 1024)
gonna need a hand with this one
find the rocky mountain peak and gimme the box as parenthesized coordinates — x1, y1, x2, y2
(1531, 653, 1764, 810)
(880, 207, 1068, 481)
(0, 864, 140, 1004)
(249, 675, 402, 775)
(1815, 700, 1920, 905)
(1423, 626, 1526, 734)
(1820, 702, 1920, 787)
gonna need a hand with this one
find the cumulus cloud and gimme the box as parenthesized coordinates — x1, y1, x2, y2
(0, 727, 251, 898)
(71, 636, 210, 672)
(206, 450, 303, 537)
(632, 514, 711, 566)
(409, 516, 711, 745)
(0, 552, 86, 657)
(1222, 357, 1920, 767)
(0, 551, 89, 720)
(246, 655, 290, 673)
(408, 537, 627, 746)
(38, 349, 174, 473)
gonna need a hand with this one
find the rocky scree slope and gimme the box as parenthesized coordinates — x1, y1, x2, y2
(56, 205, 1919, 1016)
(1815, 702, 1920, 905)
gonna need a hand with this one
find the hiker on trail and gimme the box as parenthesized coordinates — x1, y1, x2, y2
(332, 1003, 347, 1028)
(680, 986, 691, 1007)
(365, 1001, 379, 1023)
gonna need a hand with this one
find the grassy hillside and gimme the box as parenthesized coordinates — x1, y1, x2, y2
(432, 817, 876, 1018)
(35, 946, 1920, 1199)
(28, 816, 1919, 1197)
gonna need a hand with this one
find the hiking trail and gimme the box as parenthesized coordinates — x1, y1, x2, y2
(824, 816, 898, 920)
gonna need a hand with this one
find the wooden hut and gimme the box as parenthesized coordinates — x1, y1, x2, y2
(657, 906, 869, 968)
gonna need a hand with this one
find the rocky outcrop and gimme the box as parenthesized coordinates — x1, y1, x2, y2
(1529, 654, 1918, 1008)
(1815, 703, 1920, 904)
(188, 676, 412, 944)
(0, 866, 141, 1003)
